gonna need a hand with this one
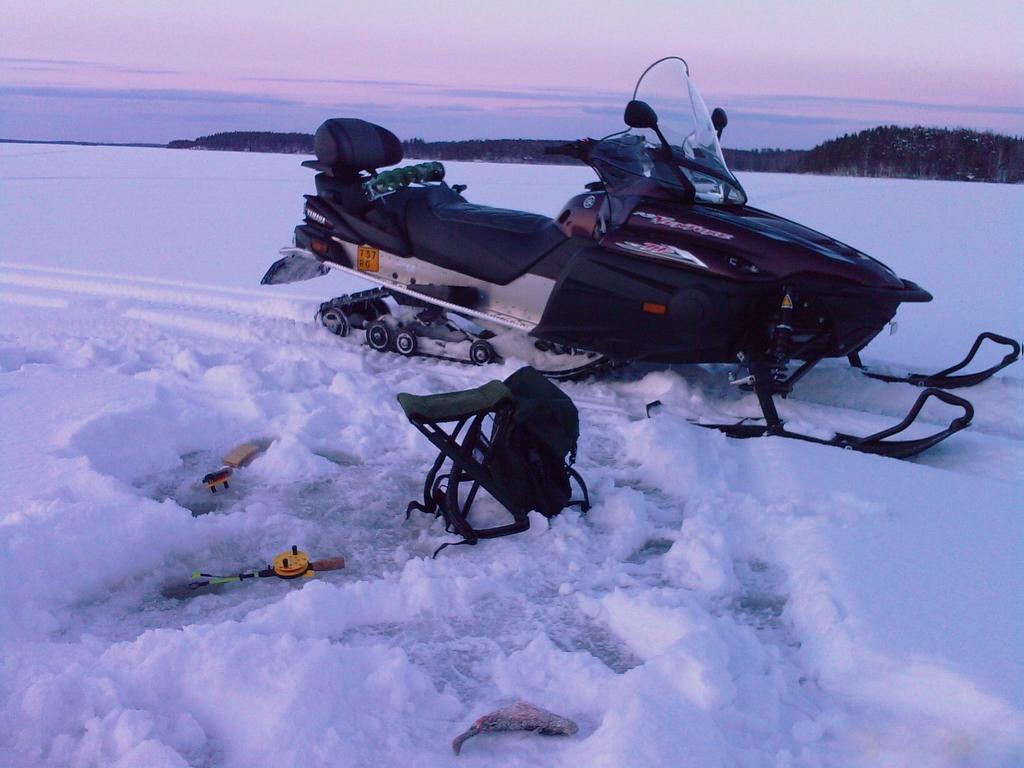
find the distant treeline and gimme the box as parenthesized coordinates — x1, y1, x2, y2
(801, 126, 1022, 183)
(403, 138, 575, 165)
(723, 148, 805, 173)
(168, 126, 1023, 183)
(0, 138, 164, 149)
(167, 132, 312, 154)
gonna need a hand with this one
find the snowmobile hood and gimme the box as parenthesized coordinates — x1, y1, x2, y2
(625, 203, 908, 289)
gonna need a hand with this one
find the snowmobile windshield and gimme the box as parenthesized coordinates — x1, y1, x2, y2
(591, 57, 746, 206)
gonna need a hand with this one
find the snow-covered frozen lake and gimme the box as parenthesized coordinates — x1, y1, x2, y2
(1, 144, 1022, 767)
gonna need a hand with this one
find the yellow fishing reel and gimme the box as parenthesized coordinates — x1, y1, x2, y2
(272, 545, 314, 579)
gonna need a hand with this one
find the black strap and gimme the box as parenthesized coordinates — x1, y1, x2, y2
(406, 452, 447, 518)
(567, 466, 590, 512)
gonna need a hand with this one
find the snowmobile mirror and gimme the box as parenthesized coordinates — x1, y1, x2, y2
(711, 107, 728, 139)
(624, 100, 659, 130)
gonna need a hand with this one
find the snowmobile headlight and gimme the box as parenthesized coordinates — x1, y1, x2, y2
(727, 255, 769, 276)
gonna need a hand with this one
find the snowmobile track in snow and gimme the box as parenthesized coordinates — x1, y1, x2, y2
(6, 260, 1018, 479)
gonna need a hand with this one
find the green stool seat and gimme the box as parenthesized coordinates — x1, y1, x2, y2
(397, 380, 512, 422)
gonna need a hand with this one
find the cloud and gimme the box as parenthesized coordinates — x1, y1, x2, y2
(2, 80, 1019, 147)
(245, 76, 432, 88)
(1, 85, 298, 106)
(246, 75, 622, 107)
(0, 56, 178, 76)
(431, 86, 619, 104)
(716, 93, 1024, 118)
(315, 100, 487, 116)
(725, 111, 867, 127)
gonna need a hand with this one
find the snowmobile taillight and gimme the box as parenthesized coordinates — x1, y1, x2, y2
(642, 302, 667, 315)
(310, 239, 329, 256)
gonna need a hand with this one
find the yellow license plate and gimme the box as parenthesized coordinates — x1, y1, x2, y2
(356, 245, 379, 272)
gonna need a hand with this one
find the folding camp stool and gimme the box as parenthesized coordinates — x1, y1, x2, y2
(398, 372, 588, 556)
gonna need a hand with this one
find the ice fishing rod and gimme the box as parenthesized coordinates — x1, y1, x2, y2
(187, 545, 345, 591)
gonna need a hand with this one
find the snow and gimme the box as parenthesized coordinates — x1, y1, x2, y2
(1, 144, 1022, 767)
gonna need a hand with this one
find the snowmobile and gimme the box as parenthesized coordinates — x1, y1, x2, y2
(263, 56, 1018, 458)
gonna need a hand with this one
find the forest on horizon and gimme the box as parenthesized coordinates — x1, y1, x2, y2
(167, 125, 1024, 184)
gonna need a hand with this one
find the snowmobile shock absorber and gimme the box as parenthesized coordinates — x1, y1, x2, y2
(771, 288, 795, 375)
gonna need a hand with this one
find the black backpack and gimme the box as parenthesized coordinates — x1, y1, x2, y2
(398, 367, 589, 555)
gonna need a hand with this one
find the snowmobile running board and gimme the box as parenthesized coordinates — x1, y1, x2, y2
(650, 386, 974, 459)
(849, 332, 1020, 389)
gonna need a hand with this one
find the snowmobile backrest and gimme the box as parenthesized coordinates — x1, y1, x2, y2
(314, 118, 403, 173)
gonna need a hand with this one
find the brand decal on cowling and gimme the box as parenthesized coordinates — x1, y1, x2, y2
(617, 240, 708, 269)
(634, 211, 734, 240)
(305, 205, 329, 227)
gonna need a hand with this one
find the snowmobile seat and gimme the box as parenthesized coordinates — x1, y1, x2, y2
(399, 367, 589, 555)
(403, 185, 567, 285)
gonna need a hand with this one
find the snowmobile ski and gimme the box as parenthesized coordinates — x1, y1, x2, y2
(649, 383, 974, 459)
(848, 332, 1020, 389)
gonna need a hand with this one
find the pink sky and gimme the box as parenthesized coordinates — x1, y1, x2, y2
(2, 0, 1021, 147)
